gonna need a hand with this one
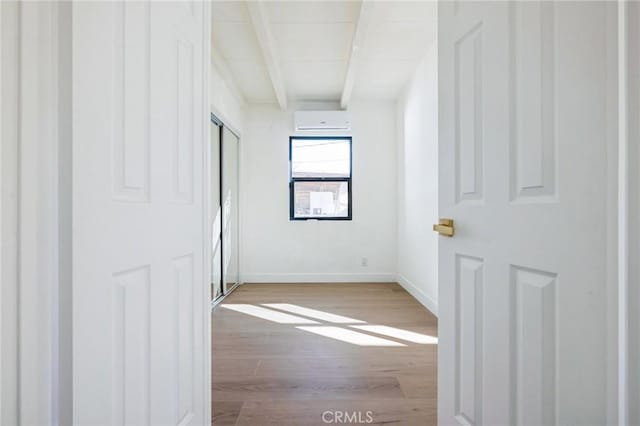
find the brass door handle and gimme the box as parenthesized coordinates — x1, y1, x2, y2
(433, 218, 454, 237)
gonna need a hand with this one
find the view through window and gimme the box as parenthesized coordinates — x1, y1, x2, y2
(289, 137, 352, 220)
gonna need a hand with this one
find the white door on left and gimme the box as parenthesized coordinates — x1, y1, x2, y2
(73, 2, 209, 424)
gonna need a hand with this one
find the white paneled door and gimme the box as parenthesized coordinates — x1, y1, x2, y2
(73, 2, 209, 425)
(438, 2, 614, 425)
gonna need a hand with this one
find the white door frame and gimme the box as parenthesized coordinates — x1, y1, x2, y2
(1, 1, 69, 425)
(620, 1, 640, 424)
(603, 3, 627, 423)
(202, 1, 213, 423)
(1, 2, 5, 422)
(2, 1, 213, 425)
(618, 1, 629, 423)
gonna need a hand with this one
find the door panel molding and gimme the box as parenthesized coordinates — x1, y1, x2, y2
(509, 2, 557, 203)
(510, 265, 557, 426)
(112, 1, 151, 203)
(112, 266, 152, 426)
(454, 24, 484, 205)
(174, 38, 196, 204)
(454, 255, 484, 426)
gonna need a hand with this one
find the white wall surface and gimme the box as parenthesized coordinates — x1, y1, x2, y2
(241, 101, 397, 282)
(210, 60, 244, 134)
(396, 43, 439, 315)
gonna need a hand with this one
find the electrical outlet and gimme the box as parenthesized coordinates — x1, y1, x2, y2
(361, 257, 368, 267)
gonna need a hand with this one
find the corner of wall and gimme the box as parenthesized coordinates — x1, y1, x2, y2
(396, 274, 438, 317)
(394, 43, 439, 319)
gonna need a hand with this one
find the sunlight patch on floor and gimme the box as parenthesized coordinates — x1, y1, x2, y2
(262, 303, 366, 324)
(220, 303, 437, 347)
(220, 304, 319, 324)
(296, 326, 406, 347)
(350, 325, 438, 344)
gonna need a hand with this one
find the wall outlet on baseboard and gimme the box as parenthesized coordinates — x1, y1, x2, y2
(361, 257, 368, 267)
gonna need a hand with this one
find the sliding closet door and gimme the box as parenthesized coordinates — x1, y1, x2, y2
(210, 121, 222, 301)
(221, 127, 240, 292)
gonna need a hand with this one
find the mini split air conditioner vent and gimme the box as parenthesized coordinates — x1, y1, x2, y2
(294, 111, 351, 132)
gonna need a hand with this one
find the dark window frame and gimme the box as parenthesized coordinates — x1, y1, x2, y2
(289, 136, 353, 221)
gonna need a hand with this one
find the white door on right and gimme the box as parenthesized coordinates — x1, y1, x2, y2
(438, 2, 614, 425)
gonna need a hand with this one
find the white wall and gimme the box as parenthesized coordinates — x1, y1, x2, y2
(241, 101, 397, 282)
(210, 60, 244, 134)
(396, 43, 439, 315)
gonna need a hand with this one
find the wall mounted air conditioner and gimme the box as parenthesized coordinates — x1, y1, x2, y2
(294, 110, 351, 132)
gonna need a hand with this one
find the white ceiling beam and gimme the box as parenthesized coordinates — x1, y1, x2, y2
(246, 1, 287, 109)
(340, 0, 375, 110)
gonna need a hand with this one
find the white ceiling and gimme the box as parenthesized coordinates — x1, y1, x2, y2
(211, 0, 436, 106)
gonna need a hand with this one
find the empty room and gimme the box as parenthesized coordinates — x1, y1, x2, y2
(1, 1, 638, 426)
(208, 1, 439, 424)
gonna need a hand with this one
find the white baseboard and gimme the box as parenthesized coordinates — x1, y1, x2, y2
(242, 272, 397, 283)
(396, 274, 438, 317)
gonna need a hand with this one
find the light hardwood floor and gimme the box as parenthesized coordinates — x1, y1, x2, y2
(211, 283, 437, 425)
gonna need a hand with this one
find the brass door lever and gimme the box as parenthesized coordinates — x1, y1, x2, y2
(433, 218, 454, 237)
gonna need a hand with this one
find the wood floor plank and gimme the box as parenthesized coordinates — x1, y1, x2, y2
(254, 356, 434, 377)
(211, 401, 244, 426)
(213, 375, 404, 401)
(212, 358, 260, 377)
(212, 283, 438, 425)
(235, 399, 437, 426)
(397, 374, 438, 399)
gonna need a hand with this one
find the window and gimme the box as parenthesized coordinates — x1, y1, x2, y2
(289, 136, 352, 220)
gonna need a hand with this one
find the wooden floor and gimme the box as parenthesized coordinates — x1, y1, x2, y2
(211, 283, 438, 425)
